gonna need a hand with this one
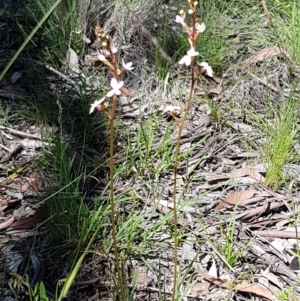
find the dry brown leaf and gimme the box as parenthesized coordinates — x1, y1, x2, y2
(249, 219, 278, 228)
(228, 168, 265, 182)
(276, 219, 289, 228)
(246, 169, 265, 182)
(242, 46, 284, 68)
(197, 268, 275, 300)
(21, 171, 43, 192)
(190, 282, 210, 296)
(0, 183, 18, 190)
(135, 273, 151, 288)
(0, 199, 20, 212)
(0, 200, 8, 211)
(93, 155, 103, 168)
(9, 207, 48, 229)
(120, 86, 134, 97)
(0, 216, 15, 230)
(217, 189, 257, 210)
(65, 47, 79, 72)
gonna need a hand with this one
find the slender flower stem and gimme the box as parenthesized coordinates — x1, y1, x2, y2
(109, 53, 125, 301)
(172, 66, 196, 301)
(172, 7, 197, 301)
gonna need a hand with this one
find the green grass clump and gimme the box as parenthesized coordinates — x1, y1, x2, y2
(264, 98, 299, 190)
(23, 0, 84, 65)
(273, 1, 300, 66)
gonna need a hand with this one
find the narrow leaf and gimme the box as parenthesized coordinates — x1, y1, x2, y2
(0, 0, 63, 80)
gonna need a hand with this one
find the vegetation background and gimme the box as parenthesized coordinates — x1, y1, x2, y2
(1, 0, 300, 300)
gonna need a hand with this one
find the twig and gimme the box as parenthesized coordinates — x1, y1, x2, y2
(0, 144, 10, 152)
(260, 0, 272, 26)
(234, 201, 285, 221)
(0, 143, 23, 163)
(256, 230, 300, 239)
(45, 64, 80, 93)
(0, 126, 42, 140)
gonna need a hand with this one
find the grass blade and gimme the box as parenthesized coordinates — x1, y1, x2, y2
(0, 0, 63, 81)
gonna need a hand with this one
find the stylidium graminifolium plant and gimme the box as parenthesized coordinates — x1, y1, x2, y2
(88, 26, 135, 301)
(175, 3, 213, 77)
(171, 2, 213, 301)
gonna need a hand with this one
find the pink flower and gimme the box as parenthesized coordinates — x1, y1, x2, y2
(121, 58, 134, 71)
(89, 97, 105, 114)
(195, 22, 205, 33)
(98, 54, 106, 62)
(163, 105, 181, 114)
(179, 47, 199, 66)
(175, 13, 186, 25)
(198, 62, 213, 77)
(107, 78, 124, 97)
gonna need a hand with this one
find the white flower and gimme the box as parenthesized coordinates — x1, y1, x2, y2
(198, 62, 213, 77)
(195, 22, 205, 33)
(107, 78, 124, 97)
(175, 13, 186, 25)
(111, 47, 118, 54)
(163, 105, 181, 114)
(89, 97, 105, 114)
(98, 54, 106, 62)
(178, 47, 199, 66)
(121, 58, 134, 71)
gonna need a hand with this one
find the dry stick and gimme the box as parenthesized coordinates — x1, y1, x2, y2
(260, 0, 272, 26)
(0, 126, 42, 140)
(256, 230, 300, 239)
(234, 201, 285, 221)
(45, 64, 80, 93)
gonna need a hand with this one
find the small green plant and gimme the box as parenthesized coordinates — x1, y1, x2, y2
(264, 99, 299, 190)
(278, 287, 299, 301)
(274, 1, 300, 66)
(57, 200, 110, 300)
(219, 214, 243, 267)
(0, 104, 9, 125)
(9, 274, 49, 301)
